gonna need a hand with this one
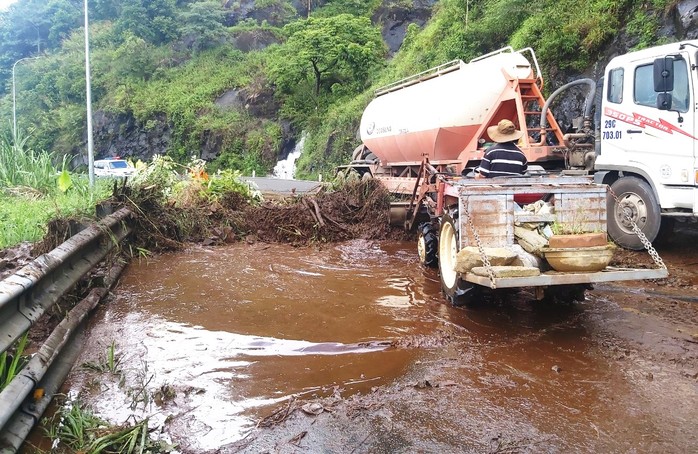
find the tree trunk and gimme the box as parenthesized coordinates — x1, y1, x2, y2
(311, 60, 321, 96)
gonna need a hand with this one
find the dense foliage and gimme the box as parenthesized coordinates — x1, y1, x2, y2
(0, 0, 680, 179)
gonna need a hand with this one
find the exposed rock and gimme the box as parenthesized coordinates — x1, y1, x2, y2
(215, 85, 279, 118)
(89, 111, 172, 164)
(678, 0, 698, 36)
(232, 28, 280, 52)
(373, 0, 437, 54)
(223, 0, 296, 27)
(240, 87, 280, 118)
(215, 89, 243, 110)
(290, 0, 328, 19)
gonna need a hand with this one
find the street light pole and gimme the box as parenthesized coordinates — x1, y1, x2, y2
(12, 56, 39, 142)
(84, 0, 95, 187)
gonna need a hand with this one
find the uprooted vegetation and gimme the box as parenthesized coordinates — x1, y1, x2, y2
(113, 156, 394, 252)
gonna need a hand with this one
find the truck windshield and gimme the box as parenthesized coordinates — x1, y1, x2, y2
(634, 58, 689, 112)
(109, 161, 129, 169)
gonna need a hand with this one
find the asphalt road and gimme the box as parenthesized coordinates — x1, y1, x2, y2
(240, 177, 322, 195)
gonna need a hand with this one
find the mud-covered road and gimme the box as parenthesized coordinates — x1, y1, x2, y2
(59, 228, 698, 453)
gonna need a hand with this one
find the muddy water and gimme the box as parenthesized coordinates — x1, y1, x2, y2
(60, 239, 698, 453)
(66, 240, 441, 451)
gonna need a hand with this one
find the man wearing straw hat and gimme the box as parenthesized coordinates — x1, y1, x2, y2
(474, 119, 528, 178)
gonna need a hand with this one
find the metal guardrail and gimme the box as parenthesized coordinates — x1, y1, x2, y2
(0, 208, 132, 354)
(0, 207, 133, 452)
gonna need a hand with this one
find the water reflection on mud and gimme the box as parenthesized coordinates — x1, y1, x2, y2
(66, 240, 439, 450)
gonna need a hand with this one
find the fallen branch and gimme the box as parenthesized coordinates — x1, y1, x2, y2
(309, 197, 326, 227)
(256, 397, 298, 428)
(301, 198, 321, 226)
(288, 430, 308, 447)
(322, 213, 349, 231)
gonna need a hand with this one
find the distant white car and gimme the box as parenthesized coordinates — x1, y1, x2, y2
(94, 158, 135, 177)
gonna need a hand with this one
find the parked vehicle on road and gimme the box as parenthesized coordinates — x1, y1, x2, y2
(94, 158, 135, 177)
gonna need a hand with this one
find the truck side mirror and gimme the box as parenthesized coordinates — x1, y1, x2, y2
(656, 92, 672, 110)
(653, 57, 674, 92)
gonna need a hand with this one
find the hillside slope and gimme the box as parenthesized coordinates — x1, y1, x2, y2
(0, 0, 696, 177)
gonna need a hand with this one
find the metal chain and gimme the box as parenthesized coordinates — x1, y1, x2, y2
(461, 205, 497, 289)
(607, 186, 667, 270)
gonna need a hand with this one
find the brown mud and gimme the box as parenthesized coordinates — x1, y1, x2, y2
(42, 225, 698, 454)
(227, 233, 698, 453)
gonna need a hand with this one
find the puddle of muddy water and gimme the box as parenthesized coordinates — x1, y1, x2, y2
(62, 240, 443, 451)
(29, 238, 698, 453)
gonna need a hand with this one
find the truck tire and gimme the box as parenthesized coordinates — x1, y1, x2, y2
(544, 284, 589, 303)
(607, 177, 661, 250)
(417, 222, 438, 267)
(438, 214, 480, 306)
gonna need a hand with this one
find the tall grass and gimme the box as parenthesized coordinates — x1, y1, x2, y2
(0, 332, 29, 392)
(0, 132, 61, 194)
(0, 177, 112, 249)
(0, 132, 113, 249)
(45, 401, 171, 453)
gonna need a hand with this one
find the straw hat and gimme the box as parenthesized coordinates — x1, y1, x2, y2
(487, 119, 523, 142)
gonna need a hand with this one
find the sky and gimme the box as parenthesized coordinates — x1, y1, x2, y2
(0, 0, 17, 11)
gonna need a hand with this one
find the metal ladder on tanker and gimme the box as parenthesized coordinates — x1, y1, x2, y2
(516, 79, 565, 146)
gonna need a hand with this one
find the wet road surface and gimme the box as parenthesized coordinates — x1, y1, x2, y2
(59, 238, 698, 453)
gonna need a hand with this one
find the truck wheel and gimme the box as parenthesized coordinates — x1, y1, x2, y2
(438, 215, 480, 305)
(417, 222, 438, 267)
(607, 177, 661, 250)
(544, 284, 588, 303)
(439, 215, 460, 298)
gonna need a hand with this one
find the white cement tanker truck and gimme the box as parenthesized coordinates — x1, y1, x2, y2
(341, 43, 697, 304)
(349, 42, 698, 249)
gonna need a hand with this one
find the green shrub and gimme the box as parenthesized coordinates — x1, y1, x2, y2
(205, 169, 261, 203)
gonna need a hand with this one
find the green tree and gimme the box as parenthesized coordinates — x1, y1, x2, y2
(111, 33, 158, 81)
(47, 0, 83, 45)
(177, 1, 228, 52)
(114, 0, 179, 44)
(270, 14, 385, 97)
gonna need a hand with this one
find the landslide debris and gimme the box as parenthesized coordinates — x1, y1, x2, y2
(119, 174, 395, 251)
(243, 178, 392, 245)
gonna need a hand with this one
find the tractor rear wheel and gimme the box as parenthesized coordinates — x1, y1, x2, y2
(417, 222, 438, 268)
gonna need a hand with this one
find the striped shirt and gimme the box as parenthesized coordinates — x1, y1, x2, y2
(475, 142, 528, 177)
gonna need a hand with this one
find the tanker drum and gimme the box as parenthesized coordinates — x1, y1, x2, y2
(360, 51, 534, 165)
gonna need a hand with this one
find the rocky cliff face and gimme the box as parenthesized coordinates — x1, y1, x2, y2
(91, 111, 172, 162)
(374, 0, 437, 54)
